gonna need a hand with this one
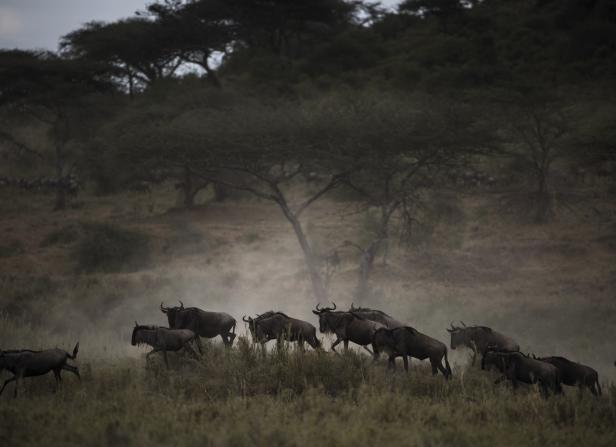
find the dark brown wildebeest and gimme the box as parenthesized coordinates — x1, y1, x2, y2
(372, 327, 452, 379)
(0, 343, 79, 398)
(161, 301, 236, 347)
(312, 303, 384, 357)
(131, 323, 201, 368)
(482, 350, 562, 397)
(349, 303, 405, 328)
(242, 311, 320, 350)
(447, 322, 519, 365)
(533, 355, 601, 396)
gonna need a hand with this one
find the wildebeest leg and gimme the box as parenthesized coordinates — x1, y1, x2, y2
(471, 350, 477, 366)
(298, 340, 305, 351)
(0, 375, 17, 397)
(402, 355, 409, 372)
(343, 340, 349, 353)
(62, 364, 81, 380)
(330, 337, 343, 353)
(493, 375, 507, 385)
(183, 342, 199, 359)
(53, 369, 62, 392)
(371, 344, 380, 362)
(194, 337, 203, 355)
(362, 345, 374, 356)
(388, 355, 396, 371)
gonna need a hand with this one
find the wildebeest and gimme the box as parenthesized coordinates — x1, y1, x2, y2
(533, 355, 601, 396)
(482, 350, 562, 397)
(0, 343, 80, 398)
(242, 311, 320, 350)
(349, 303, 405, 328)
(372, 327, 452, 379)
(131, 323, 201, 368)
(447, 322, 519, 365)
(161, 301, 236, 347)
(312, 303, 384, 357)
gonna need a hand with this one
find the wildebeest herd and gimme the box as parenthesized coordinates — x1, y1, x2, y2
(0, 300, 605, 399)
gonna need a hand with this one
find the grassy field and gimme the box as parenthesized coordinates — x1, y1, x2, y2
(1, 339, 615, 447)
(1, 185, 616, 446)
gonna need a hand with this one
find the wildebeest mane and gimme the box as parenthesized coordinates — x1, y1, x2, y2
(0, 349, 43, 354)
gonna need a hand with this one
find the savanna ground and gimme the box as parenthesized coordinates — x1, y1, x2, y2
(1, 182, 615, 446)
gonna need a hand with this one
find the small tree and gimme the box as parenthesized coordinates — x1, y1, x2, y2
(0, 50, 114, 210)
(502, 92, 571, 223)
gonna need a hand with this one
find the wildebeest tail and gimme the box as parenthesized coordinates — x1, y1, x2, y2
(68, 342, 79, 360)
(596, 375, 602, 396)
(444, 350, 452, 377)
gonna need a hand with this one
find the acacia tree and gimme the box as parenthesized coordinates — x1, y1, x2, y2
(175, 101, 353, 303)
(501, 91, 572, 223)
(60, 18, 185, 94)
(0, 50, 114, 210)
(336, 95, 489, 299)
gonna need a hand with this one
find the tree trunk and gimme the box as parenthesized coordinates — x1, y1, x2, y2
(356, 243, 377, 302)
(534, 167, 550, 223)
(278, 201, 328, 303)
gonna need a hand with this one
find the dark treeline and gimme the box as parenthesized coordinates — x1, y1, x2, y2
(1, 0, 615, 302)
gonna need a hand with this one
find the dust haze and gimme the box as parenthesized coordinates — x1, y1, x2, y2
(2, 182, 614, 380)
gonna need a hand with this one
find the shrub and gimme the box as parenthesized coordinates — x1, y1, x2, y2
(74, 223, 150, 273)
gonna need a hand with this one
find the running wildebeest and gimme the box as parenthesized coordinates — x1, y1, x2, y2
(161, 300, 236, 347)
(482, 350, 562, 397)
(242, 311, 320, 350)
(349, 303, 405, 328)
(312, 303, 384, 357)
(372, 327, 452, 379)
(447, 322, 519, 365)
(532, 355, 601, 396)
(0, 343, 80, 398)
(131, 323, 201, 368)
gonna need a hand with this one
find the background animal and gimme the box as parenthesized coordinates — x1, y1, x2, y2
(161, 301, 236, 347)
(242, 311, 320, 350)
(447, 322, 520, 365)
(131, 323, 201, 367)
(534, 355, 601, 396)
(313, 303, 384, 356)
(0, 343, 79, 397)
(482, 350, 562, 397)
(373, 327, 452, 379)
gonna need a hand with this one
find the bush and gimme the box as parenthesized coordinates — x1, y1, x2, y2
(74, 223, 150, 273)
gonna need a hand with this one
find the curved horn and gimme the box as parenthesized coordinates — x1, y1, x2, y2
(242, 316, 250, 322)
(160, 302, 168, 313)
(460, 321, 467, 327)
(350, 302, 355, 310)
(331, 302, 337, 310)
(179, 300, 184, 309)
(135, 321, 138, 327)
(316, 303, 322, 311)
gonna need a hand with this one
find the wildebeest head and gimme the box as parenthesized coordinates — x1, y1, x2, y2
(372, 327, 396, 353)
(481, 347, 509, 371)
(312, 302, 339, 333)
(131, 321, 158, 346)
(242, 315, 256, 339)
(160, 300, 185, 328)
(446, 321, 470, 349)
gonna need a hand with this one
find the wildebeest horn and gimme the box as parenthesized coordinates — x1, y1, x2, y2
(460, 321, 467, 327)
(331, 301, 337, 310)
(242, 316, 249, 322)
(135, 321, 138, 326)
(350, 302, 356, 310)
(179, 300, 184, 309)
(160, 302, 168, 313)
